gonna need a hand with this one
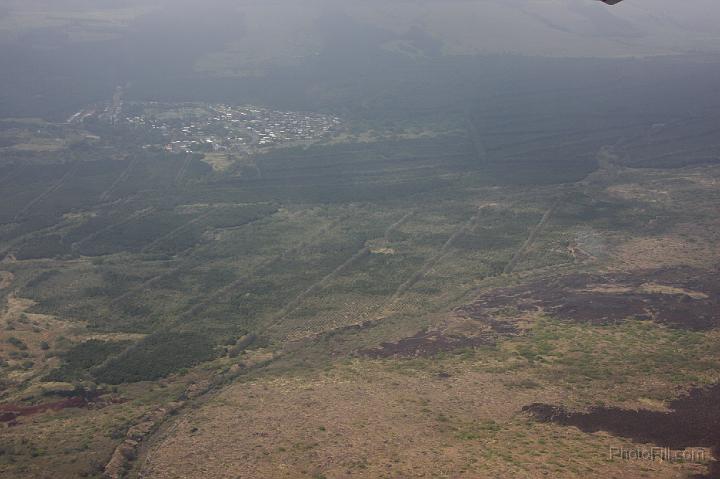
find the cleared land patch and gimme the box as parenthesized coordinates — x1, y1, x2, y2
(139, 361, 705, 479)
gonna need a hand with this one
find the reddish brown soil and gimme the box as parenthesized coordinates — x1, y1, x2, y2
(361, 329, 495, 358)
(460, 267, 720, 331)
(523, 383, 720, 478)
(0, 391, 121, 426)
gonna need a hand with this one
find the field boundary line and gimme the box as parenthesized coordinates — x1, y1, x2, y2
(71, 207, 155, 251)
(387, 206, 484, 306)
(13, 164, 77, 221)
(100, 157, 135, 202)
(503, 200, 559, 275)
(268, 211, 416, 335)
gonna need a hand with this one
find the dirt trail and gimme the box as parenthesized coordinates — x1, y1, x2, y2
(279, 246, 372, 321)
(113, 207, 275, 307)
(387, 206, 484, 305)
(100, 157, 135, 202)
(0, 216, 73, 260)
(464, 111, 488, 163)
(174, 216, 349, 325)
(274, 211, 415, 327)
(140, 211, 211, 254)
(110, 259, 203, 307)
(503, 200, 558, 275)
(13, 164, 77, 221)
(174, 155, 193, 184)
(71, 207, 155, 251)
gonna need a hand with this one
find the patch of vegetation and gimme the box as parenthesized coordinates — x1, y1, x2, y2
(45, 340, 131, 382)
(92, 332, 216, 384)
(503, 319, 720, 403)
(7, 336, 28, 350)
(23, 270, 62, 290)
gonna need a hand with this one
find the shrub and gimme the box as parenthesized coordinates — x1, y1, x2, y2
(7, 337, 27, 350)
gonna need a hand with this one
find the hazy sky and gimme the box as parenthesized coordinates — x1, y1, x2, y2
(2, 0, 719, 118)
(1, 0, 719, 59)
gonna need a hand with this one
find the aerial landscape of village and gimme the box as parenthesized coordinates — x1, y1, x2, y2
(72, 96, 343, 156)
(1, 1, 720, 478)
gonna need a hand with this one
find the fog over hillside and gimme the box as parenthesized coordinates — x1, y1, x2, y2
(2, 0, 720, 58)
(1, 0, 719, 119)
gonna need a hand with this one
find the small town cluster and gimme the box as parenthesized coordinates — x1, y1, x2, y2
(122, 103, 342, 154)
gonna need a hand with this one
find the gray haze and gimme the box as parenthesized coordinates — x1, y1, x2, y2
(1, 0, 719, 118)
(1, 0, 720, 59)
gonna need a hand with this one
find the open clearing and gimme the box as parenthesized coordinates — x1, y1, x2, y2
(140, 361, 706, 479)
